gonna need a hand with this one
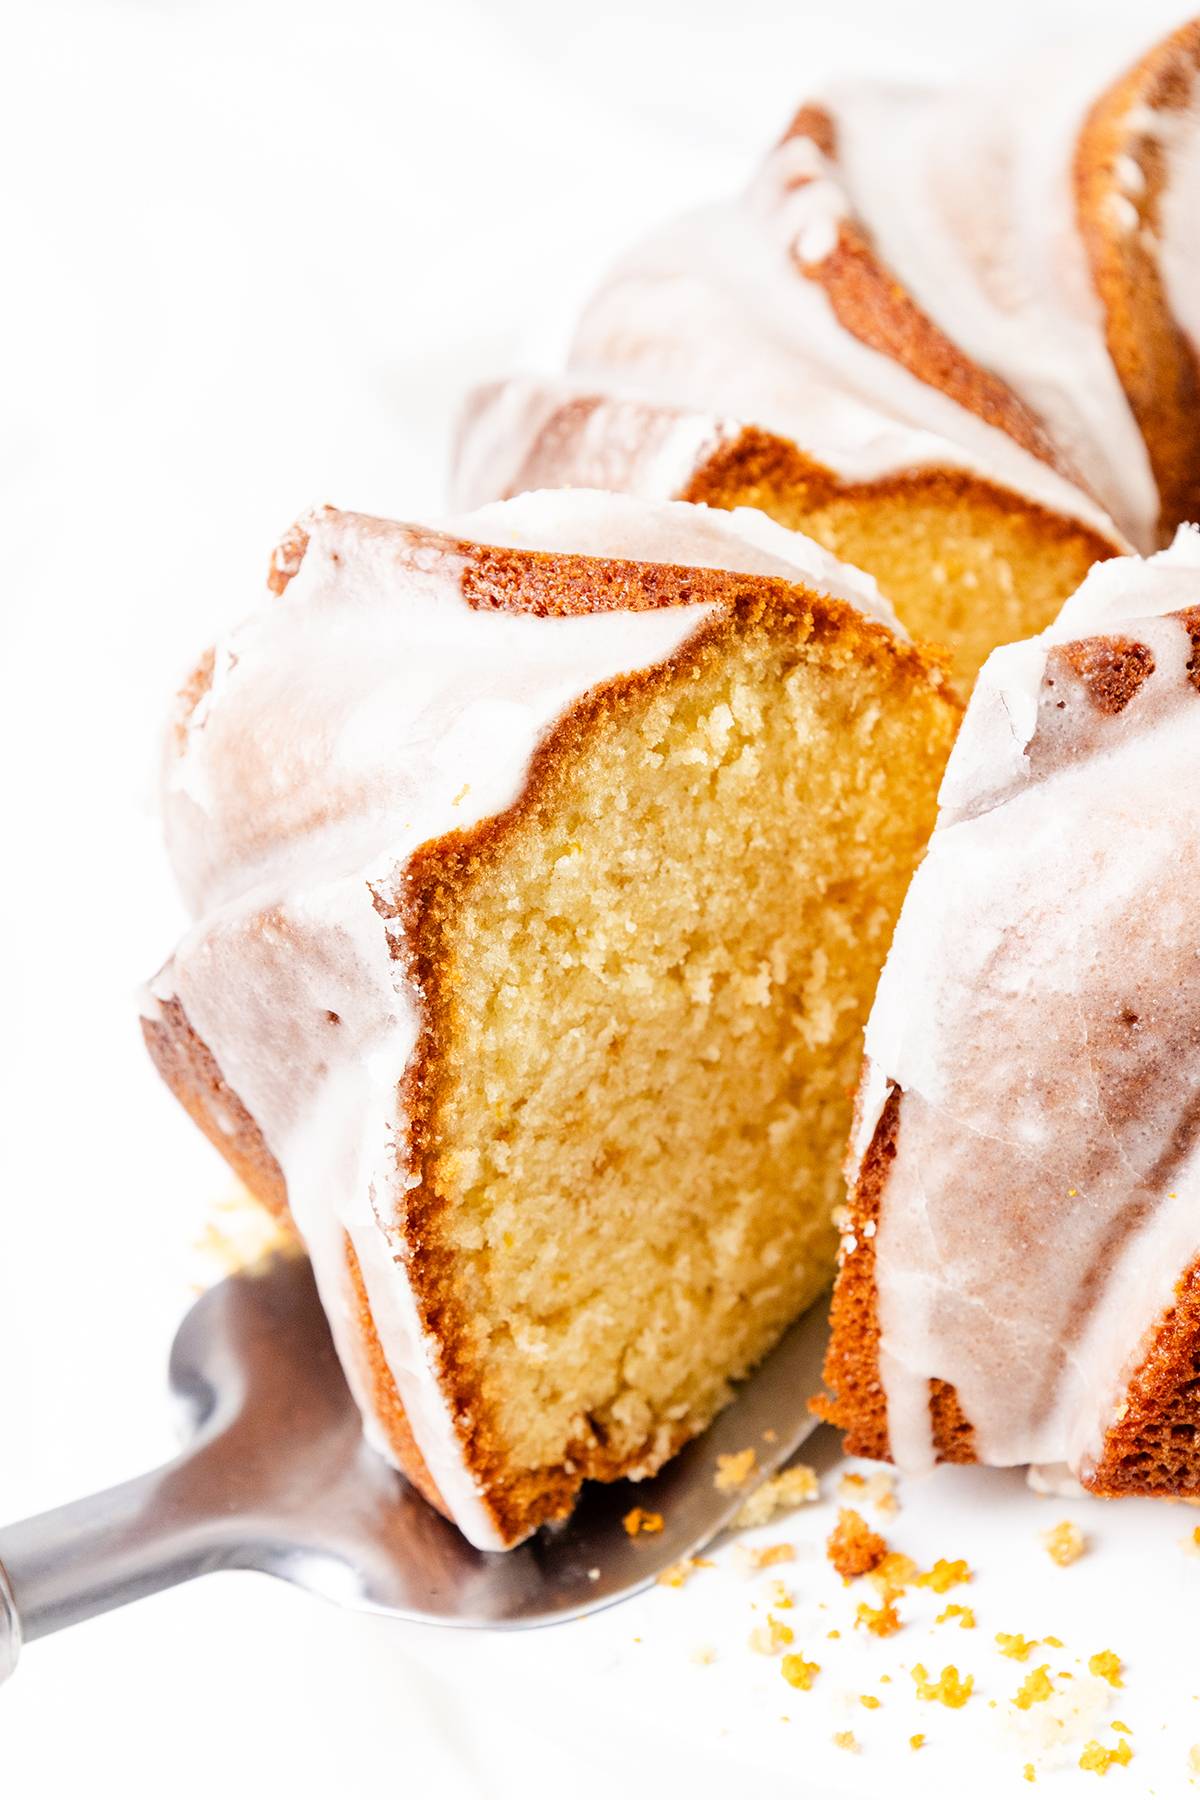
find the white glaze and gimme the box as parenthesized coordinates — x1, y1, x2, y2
(817, 28, 1168, 549)
(569, 192, 1120, 546)
(854, 525, 1200, 1480)
(149, 490, 896, 1548)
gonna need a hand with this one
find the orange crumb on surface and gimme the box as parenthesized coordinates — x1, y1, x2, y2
(1109, 1721, 1131, 1735)
(909, 1734, 925, 1750)
(622, 1508, 663, 1537)
(937, 1603, 976, 1629)
(767, 1578, 794, 1610)
(1079, 1738, 1132, 1775)
(715, 1448, 757, 1492)
(911, 1663, 974, 1708)
(1013, 1666, 1055, 1711)
(1042, 1636, 1064, 1648)
(1042, 1520, 1086, 1566)
(918, 1557, 971, 1593)
(860, 1694, 881, 1709)
(1023, 1764, 1036, 1783)
(749, 1613, 796, 1656)
(997, 1633, 1039, 1662)
(832, 1731, 860, 1753)
(1088, 1651, 1124, 1688)
(781, 1653, 820, 1691)
(868, 1551, 919, 1600)
(827, 1628, 841, 1639)
(827, 1508, 887, 1579)
(856, 1597, 902, 1638)
(656, 1556, 712, 1587)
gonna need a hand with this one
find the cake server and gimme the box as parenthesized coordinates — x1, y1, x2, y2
(0, 1250, 829, 1682)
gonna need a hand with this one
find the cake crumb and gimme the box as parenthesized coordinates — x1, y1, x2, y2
(827, 1508, 887, 1579)
(860, 1694, 881, 1709)
(735, 1541, 796, 1573)
(1188, 1744, 1200, 1774)
(781, 1653, 820, 1691)
(1079, 1738, 1132, 1775)
(997, 1633, 1039, 1662)
(749, 1614, 795, 1656)
(1013, 1666, 1055, 1710)
(1042, 1520, 1086, 1566)
(656, 1556, 712, 1587)
(827, 1628, 841, 1640)
(1110, 1721, 1131, 1734)
(1184, 1526, 1200, 1557)
(766, 1578, 794, 1609)
(937, 1603, 976, 1629)
(911, 1663, 974, 1708)
(1088, 1650, 1124, 1688)
(833, 1731, 860, 1753)
(909, 1734, 925, 1750)
(868, 1551, 919, 1599)
(735, 1463, 818, 1527)
(837, 1469, 898, 1515)
(1024, 1764, 1036, 1783)
(918, 1557, 971, 1593)
(1043, 1635, 1064, 1648)
(623, 1508, 663, 1537)
(715, 1449, 758, 1492)
(856, 1597, 902, 1638)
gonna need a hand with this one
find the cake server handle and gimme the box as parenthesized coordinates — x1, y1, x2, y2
(0, 1442, 230, 1684)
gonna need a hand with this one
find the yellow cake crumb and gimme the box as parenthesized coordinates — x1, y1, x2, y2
(837, 1469, 898, 1515)
(860, 1695, 881, 1710)
(868, 1550, 919, 1599)
(749, 1614, 795, 1656)
(1012, 1666, 1055, 1710)
(1088, 1650, 1123, 1688)
(766, 1578, 793, 1609)
(656, 1556, 712, 1587)
(734, 1463, 818, 1527)
(910, 1734, 925, 1750)
(827, 1628, 841, 1639)
(736, 1541, 796, 1573)
(937, 1603, 976, 1629)
(911, 1663, 974, 1708)
(1042, 1636, 1064, 1648)
(856, 1597, 902, 1638)
(1109, 1721, 1131, 1735)
(623, 1507, 663, 1537)
(715, 1448, 757, 1492)
(917, 1557, 971, 1593)
(833, 1731, 860, 1753)
(997, 1633, 1039, 1662)
(781, 1653, 820, 1691)
(1189, 1744, 1200, 1774)
(1023, 1764, 1036, 1783)
(827, 1508, 888, 1579)
(1042, 1520, 1086, 1566)
(1079, 1738, 1132, 1774)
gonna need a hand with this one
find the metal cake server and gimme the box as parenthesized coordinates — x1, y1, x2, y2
(0, 1252, 829, 1681)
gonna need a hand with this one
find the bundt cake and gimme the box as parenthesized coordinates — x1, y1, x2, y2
(142, 491, 959, 1548)
(818, 524, 1200, 1498)
(455, 19, 1200, 691)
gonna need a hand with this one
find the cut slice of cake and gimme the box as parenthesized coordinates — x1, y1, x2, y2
(143, 491, 959, 1547)
(454, 375, 1120, 695)
(818, 524, 1200, 1498)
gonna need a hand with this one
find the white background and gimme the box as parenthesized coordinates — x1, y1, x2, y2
(2, 2, 1198, 1795)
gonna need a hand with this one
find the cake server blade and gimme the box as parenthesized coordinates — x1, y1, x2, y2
(0, 1250, 830, 1678)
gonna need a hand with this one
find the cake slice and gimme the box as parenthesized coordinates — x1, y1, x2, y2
(143, 491, 958, 1547)
(818, 524, 1200, 1497)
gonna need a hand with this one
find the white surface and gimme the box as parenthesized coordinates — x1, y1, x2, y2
(2, 1, 1199, 1795)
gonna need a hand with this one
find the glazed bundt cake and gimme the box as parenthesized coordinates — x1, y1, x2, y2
(818, 525, 1200, 1498)
(142, 492, 958, 1547)
(455, 19, 1200, 691)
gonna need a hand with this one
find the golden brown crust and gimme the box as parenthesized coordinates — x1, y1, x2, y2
(778, 108, 1081, 491)
(1089, 1253, 1200, 1496)
(814, 1087, 976, 1466)
(1075, 20, 1200, 542)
